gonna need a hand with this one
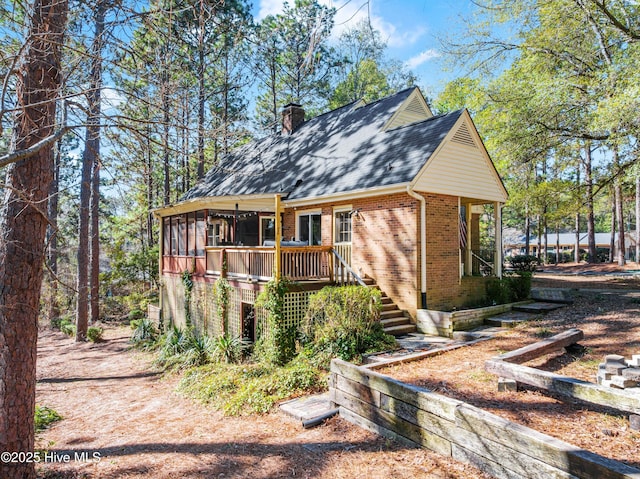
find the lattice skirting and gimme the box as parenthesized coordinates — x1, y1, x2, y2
(161, 275, 314, 340)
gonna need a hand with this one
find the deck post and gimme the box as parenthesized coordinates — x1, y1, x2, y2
(465, 202, 472, 276)
(495, 201, 503, 278)
(220, 248, 227, 278)
(275, 194, 282, 280)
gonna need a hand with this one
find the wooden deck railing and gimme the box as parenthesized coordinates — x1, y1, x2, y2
(205, 246, 333, 281)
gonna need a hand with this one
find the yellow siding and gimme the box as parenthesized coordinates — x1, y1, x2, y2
(384, 89, 432, 131)
(414, 129, 507, 203)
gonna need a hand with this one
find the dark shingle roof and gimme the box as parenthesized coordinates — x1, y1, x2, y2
(183, 87, 463, 202)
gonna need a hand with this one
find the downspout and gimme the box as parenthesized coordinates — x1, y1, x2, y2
(407, 185, 427, 309)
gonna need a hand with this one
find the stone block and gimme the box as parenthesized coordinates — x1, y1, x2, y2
(630, 414, 640, 431)
(605, 364, 627, 375)
(597, 370, 613, 382)
(498, 377, 517, 392)
(627, 355, 640, 367)
(605, 354, 626, 364)
(610, 375, 638, 389)
(622, 368, 640, 381)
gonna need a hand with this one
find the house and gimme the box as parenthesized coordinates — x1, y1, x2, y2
(153, 87, 508, 340)
(505, 230, 638, 261)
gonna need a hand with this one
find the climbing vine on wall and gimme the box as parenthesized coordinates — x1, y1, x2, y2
(255, 278, 295, 365)
(181, 270, 194, 326)
(213, 277, 232, 334)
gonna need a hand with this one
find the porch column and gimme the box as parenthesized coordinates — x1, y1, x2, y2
(495, 201, 503, 278)
(465, 203, 472, 276)
(274, 194, 282, 280)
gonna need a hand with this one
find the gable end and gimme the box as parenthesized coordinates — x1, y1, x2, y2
(383, 88, 433, 131)
(451, 122, 477, 149)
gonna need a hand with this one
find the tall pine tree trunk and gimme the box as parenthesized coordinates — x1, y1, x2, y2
(584, 143, 597, 262)
(636, 176, 639, 264)
(0, 0, 67, 477)
(613, 147, 626, 265)
(574, 160, 580, 263)
(610, 186, 616, 263)
(77, 2, 104, 339)
(90, 2, 104, 325)
(47, 135, 61, 321)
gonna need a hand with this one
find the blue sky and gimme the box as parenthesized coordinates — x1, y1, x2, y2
(254, 0, 477, 98)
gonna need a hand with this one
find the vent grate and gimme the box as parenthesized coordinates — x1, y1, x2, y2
(405, 96, 427, 115)
(451, 122, 477, 148)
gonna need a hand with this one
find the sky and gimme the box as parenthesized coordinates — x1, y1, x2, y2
(253, 0, 478, 99)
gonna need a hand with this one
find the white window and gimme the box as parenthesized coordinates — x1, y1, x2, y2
(296, 210, 322, 245)
(260, 216, 275, 245)
(334, 207, 352, 244)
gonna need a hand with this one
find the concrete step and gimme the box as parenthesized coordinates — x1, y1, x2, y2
(484, 311, 539, 328)
(381, 296, 393, 304)
(384, 324, 417, 336)
(381, 316, 411, 328)
(513, 302, 565, 314)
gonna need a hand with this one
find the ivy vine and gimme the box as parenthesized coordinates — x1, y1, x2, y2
(213, 277, 232, 334)
(255, 278, 295, 365)
(182, 270, 194, 326)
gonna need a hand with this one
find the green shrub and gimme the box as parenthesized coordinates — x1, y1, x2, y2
(508, 254, 540, 272)
(87, 326, 103, 343)
(128, 309, 145, 321)
(177, 356, 324, 415)
(505, 272, 532, 301)
(130, 318, 158, 346)
(155, 326, 215, 369)
(35, 406, 62, 432)
(486, 277, 512, 305)
(301, 285, 396, 367)
(255, 278, 296, 366)
(59, 318, 76, 337)
(212, 334, 242, 364)
(50, 316, 63, 329)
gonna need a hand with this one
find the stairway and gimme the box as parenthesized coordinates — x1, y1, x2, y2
(362, 277, 416, 336)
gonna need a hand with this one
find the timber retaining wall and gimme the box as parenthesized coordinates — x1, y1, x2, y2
(330, 359, 640, 479)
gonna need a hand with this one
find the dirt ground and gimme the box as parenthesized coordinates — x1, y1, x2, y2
(36, 262, 640, 478)
(383, 262, 640, 469)
(35, 330, 489, 478)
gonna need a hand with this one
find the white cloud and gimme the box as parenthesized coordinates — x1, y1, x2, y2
(256, 0, 426, 48)
(405, 49, 440, 69)
(370, 16, 426, 48)
(102, 87, 125, 110)
(257, 0, 286, 20)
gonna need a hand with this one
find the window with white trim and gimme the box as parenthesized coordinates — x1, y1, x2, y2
(297, 211, 321, 245)
(334, 208, 352, 244)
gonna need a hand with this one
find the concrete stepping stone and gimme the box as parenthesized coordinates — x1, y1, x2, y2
(484, 311, 539, 328)
(513, 302, 564, 314)
(280, 393, 333, 422)
(531, 288, 574, 304)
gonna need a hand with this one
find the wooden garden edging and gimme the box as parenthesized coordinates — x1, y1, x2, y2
(330, 359, 640, 479)
(484, 329, 640, 415)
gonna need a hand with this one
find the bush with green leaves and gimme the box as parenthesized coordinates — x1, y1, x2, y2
(59, 318, 76, 337)
(155, 326, 215, 369)
(178, 355, 324, 415)
(130, 318, 158, 347)
(87, 326, 103, 343)
(255, 278, 296, 366)
(300, 285, 396, 367)
(35, 405, 62, 432)
(211, 334, 242, 364)
(508, 254, 540, 273)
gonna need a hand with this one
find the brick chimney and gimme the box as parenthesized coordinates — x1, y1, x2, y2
(281, 103, 305, 135)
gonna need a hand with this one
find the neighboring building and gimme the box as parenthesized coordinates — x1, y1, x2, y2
(153, 87, 508, 340)
(505, 231, 638, 261)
